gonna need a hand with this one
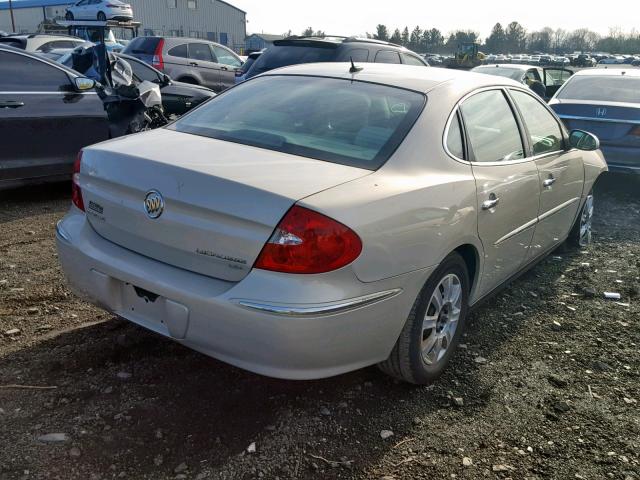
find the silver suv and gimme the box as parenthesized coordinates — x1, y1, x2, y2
(123, 36, 243, 92)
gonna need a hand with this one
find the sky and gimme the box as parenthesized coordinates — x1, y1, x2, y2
(231, 0, 637, 39)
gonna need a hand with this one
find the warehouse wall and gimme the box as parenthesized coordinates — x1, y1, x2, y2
(128, 0, 246, 51)
(0, 0, 247, 51)
(0, 7, 48, 33)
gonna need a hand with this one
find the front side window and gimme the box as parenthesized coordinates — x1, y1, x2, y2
(401, 53, 426, 66)
(171, 76, 425, 170)
(211, 45, 241, 67)
(510, 90, 563, 155)
(0, 51, 70, 91)
(460, 89, 524, 163)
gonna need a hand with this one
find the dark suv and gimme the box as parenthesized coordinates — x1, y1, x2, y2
(244, 36, 428, 80)
(123, 36, 243, 92)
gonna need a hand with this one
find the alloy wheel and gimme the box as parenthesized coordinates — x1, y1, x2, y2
(579, 194, 594, 247)
(421, 273, 462, 365)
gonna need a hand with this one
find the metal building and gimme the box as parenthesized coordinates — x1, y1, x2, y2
(0, 0, 247, 51)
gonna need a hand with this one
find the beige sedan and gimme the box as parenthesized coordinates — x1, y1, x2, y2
(56, 64, 607, 384)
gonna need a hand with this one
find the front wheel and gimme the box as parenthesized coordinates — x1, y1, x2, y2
(378, 252, 470, 384)
(567, 191, 594, 248)
(97, 11, 107, 21)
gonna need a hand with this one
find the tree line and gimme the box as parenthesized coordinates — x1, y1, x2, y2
(287, 23, 640, 55)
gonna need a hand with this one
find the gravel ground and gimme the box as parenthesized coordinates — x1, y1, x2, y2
(0, 174, 638, 480)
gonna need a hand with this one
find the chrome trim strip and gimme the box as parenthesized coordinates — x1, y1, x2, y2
(494, 217, 538, 245)
(236, 288, 403, 317)
(557, 114, 640, 125)
(538, 197, 580, 222)
(55, 221, 72, 243)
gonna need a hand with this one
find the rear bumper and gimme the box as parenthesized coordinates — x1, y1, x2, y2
(56, 210, 430, 379)
(601, 145, 640, 174)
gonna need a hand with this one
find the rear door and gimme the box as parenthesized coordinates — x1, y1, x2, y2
(188, 42, 221, 90)
(508, 88, 583, 255)
(457, 88, 541, 297)
(210, 44, 242, 91)
(0, 50, 108, 187)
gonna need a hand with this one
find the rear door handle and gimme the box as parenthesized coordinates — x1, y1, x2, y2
(220, 66, 228, 71)
(543, 176, 556, 188)
(0, 100, 25, 109)
(482, 194, 500, 210)
(189, 62, 199, 67)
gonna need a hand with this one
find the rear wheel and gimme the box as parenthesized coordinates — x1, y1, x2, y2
(65, 11, 74, 20)
(378, 252, 470, 384)
(566, 190, 594, 248)
(97, 11, 107, 21)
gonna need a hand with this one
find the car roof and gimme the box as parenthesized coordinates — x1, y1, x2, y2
(475, 64, 534, 71)
(572, 68, 640, 77)
(261, 62, 522, 94)
(0, 43, 80, 76)
(275, 36, 404, 49)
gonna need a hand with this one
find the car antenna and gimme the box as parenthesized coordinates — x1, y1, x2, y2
(349, 57, 363, 73)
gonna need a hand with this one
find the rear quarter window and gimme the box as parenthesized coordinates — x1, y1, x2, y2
(167, 43, 188, 58)
(124, 37, 160, 54)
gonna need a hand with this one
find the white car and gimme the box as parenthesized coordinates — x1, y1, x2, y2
(66, 0, 133, 22)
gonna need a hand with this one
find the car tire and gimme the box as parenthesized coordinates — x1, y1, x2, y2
(97, 11, 107, 21)
(378, 252, 470, 385)
(65, 11, 74, 20)
(565, 190, 594, 249)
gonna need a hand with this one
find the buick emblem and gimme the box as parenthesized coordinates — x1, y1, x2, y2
(144, 190, 164, 219)
(595, 107, 607, 117)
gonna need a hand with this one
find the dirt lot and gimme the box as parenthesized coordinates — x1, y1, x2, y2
(0, 174, 638, 480)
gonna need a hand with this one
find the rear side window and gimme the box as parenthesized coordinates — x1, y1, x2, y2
(172, 75, 425, 170)
(124, 36, 160, 54)
(557, 76, 640, 103)
(0, 51, 70, 91)
(189, 43, 214, 62)
(375, 50, 401, 64)
(168, 44, 188, 58)
(460, 90, 525, 163)
(510, 90, 563, 155)
(446, 112, 465, 159)
(401, 53, 426, 66)
(247, 45, 337, 77)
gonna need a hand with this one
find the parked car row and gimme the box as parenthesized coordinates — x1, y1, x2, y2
(471, 64, 573, 101)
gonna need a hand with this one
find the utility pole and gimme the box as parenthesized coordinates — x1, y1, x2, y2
(8, 0, 16, 33)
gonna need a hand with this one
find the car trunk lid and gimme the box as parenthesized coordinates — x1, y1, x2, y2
(553, 100, 640, 143)
(79, 129, 370, 282)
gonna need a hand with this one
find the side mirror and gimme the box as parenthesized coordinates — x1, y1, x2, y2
(162, 74, 172, 85)
(568, 129, 600, 151)
(74, 77, 96, 91)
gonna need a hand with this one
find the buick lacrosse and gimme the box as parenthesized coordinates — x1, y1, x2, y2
(56, 64, 606, 384)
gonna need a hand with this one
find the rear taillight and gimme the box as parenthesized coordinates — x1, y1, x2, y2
(254, 206, 362, 274)
(72, 151, 85, 212)
(152, 38, 165, 70)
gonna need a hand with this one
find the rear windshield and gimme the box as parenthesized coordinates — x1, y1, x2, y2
(171, 75, 425, 170)
(124, 37, 160, 55)
(246, 45, 337, 77)
(473, 66, 523, 81)
(557, 76, 640, 103)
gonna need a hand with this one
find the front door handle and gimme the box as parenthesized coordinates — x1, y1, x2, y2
(543, 176, 556, 188)
(0, 100, 25, 109)
(482, 194, 500, 210)
(189, 62, 199, 67)
(220, 66, 228, 71)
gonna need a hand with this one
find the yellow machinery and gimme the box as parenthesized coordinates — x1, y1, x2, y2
(447, 42, 486, 69)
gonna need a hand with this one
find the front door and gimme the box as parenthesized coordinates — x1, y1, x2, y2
(0, 50, 108, 187)
(508, 88, 584, 257)
(188, 42, 221, 91)
(211, 45, 242, 91)
(459, 89, 541, 297)
(543, 68, 573, 98)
